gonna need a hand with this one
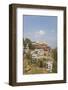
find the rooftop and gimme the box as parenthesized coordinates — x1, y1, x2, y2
(32, 41, 48, 45)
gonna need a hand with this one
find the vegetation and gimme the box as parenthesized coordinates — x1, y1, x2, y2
(51, 48, 57, 61)
(51, 48, 57, 73)
(23, 38, 57, 74)
(23, 38, 35, 50)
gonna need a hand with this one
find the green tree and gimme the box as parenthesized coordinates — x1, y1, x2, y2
(23, 38, 32, 48)
(23, 38, 35, 50)
(51, 48, 57, 73)
(23, 38, 26, 48)
(51, 48, 57, 61)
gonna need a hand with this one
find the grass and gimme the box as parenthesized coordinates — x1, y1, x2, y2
(23, 53, 57, 74)
(23, 57, 48, 74)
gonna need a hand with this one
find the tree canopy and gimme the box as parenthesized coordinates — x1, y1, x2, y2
(23, 38, 35, 50)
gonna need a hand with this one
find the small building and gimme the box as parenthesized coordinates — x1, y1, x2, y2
(24, 41, 54, 72)
(31, 49, 54, 72)
(31, 49, 44, 63)
(43, 57, 54, 72)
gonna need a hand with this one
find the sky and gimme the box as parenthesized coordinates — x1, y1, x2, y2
(23, 15, 57, 48)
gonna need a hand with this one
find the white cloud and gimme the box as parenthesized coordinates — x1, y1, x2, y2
(36, 30, 45, 35)
(24, 30, 46, 41)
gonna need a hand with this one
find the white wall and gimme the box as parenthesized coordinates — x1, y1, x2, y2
(0, 0, 68, 90)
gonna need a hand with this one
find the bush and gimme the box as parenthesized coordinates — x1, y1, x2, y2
(52, 61, 57, 73)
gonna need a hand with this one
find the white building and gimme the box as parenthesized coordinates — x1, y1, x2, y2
(24, 42, 54, 72)
(31, 49, 44, 58)
(44, 57, 53, 72)
(31, 49, 54, 72)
